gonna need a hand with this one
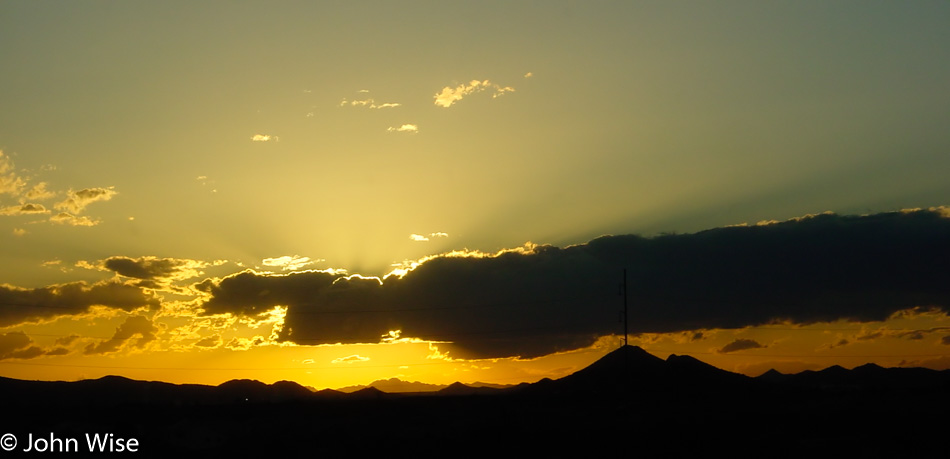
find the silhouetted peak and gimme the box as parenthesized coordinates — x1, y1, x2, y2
(219, 379, 267, 390)
(351, 386, 386, 398)
(853, 362, 885, 372)
(439, 382, 474, 395)
(666, 353, 718, 370)
(756, 368, 789, 384)
(92, 375, 136, 384)
(596, 345, 666, 369)
(819, 365, 848, 375)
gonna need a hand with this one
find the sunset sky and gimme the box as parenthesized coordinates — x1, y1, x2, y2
(2, 1, 950, 389)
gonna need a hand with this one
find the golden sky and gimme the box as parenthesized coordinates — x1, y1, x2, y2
(1, 1, 950, 389)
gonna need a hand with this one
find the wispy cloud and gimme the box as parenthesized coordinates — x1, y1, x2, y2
(339, 90, 401, 109)
(0, 151, 26, 195)
(23, 182, 55, 201)
(194, 335, 222, 348)
(0, 153, 113, 226)
(524, 72, 533, 78)
(410, 232, 448, 242)
(54, 187, 117, 214)
(195, 176, 217, 193)
(388, 124, 418, 133)
(251, 134, 277, 142)
(434, 79, 515, 108)
(262, 255, 321, 271)
(50, 212, 98, 226)
(340, 98, 401, 109)
(332, 354, 370, 364)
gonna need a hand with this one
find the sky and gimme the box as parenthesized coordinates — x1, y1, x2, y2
(1, 1, 950, 389)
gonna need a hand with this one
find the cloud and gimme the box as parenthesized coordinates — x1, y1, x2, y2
(12, 228, 26, 236)
(0, 203, 50, 216)
(0, 280, 160, 327)
(194, 335, 221, 348)
(194, 209, 950, 359)
(0, 332, 44, 360)
(434, 79, 515, 108)
(262, 255, 319, 271)
(251, 134, 276, 142)
(718, 339, 766, 354)
(55, 335, 79, 346)
(339, 90, 401, 109)
(99, 256, 209, 282)
(45, 347, 69, 356)
(0, 332, 74, 360)
(0, 151, 26, 195)
(340, 99, 401, 109)
(524, 72, 533, 78)
(49, 212, 98, 226)
(195, 176, 217, 193)
(23, 182, 56, 201)
(332, 354, 370, 364)
(410, 232, 448, 242)
(54, 187, 117, 214)
(84, 315, 159, 355)
(387, 124, 418, 133)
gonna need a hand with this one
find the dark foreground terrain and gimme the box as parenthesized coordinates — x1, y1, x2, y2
(3, 346, 949, 456)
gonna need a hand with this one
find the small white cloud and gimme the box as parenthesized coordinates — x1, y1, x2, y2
(409, 234, 429, 242)
(524, 72, 533, 78)
(340, 97, 401, 109)
(332, 354, 370, 364)
(251, 134, 275, 142)
(434, 79, 515, 108)
(388, 124, 419, 134)
(492, 86, 515, 98)
(262, 255, 322, 271)
(12, 228, 26, 236)
(429, 232, 448, 238)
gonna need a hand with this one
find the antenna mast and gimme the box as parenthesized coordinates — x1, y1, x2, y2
(623, 268, 628, 347)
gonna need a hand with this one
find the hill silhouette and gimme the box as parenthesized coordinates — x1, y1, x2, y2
(1, 346, 947, 455)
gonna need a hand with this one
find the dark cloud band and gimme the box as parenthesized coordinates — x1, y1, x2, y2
(196, 209, 950, 359)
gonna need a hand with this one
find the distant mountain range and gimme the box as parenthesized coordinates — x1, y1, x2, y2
(336, 377, 514, 393)
(2, 346, 948, 455)
(3, 346, 949, 405)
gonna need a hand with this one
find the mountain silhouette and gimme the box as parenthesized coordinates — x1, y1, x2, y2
(2, 346, 948, 454)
